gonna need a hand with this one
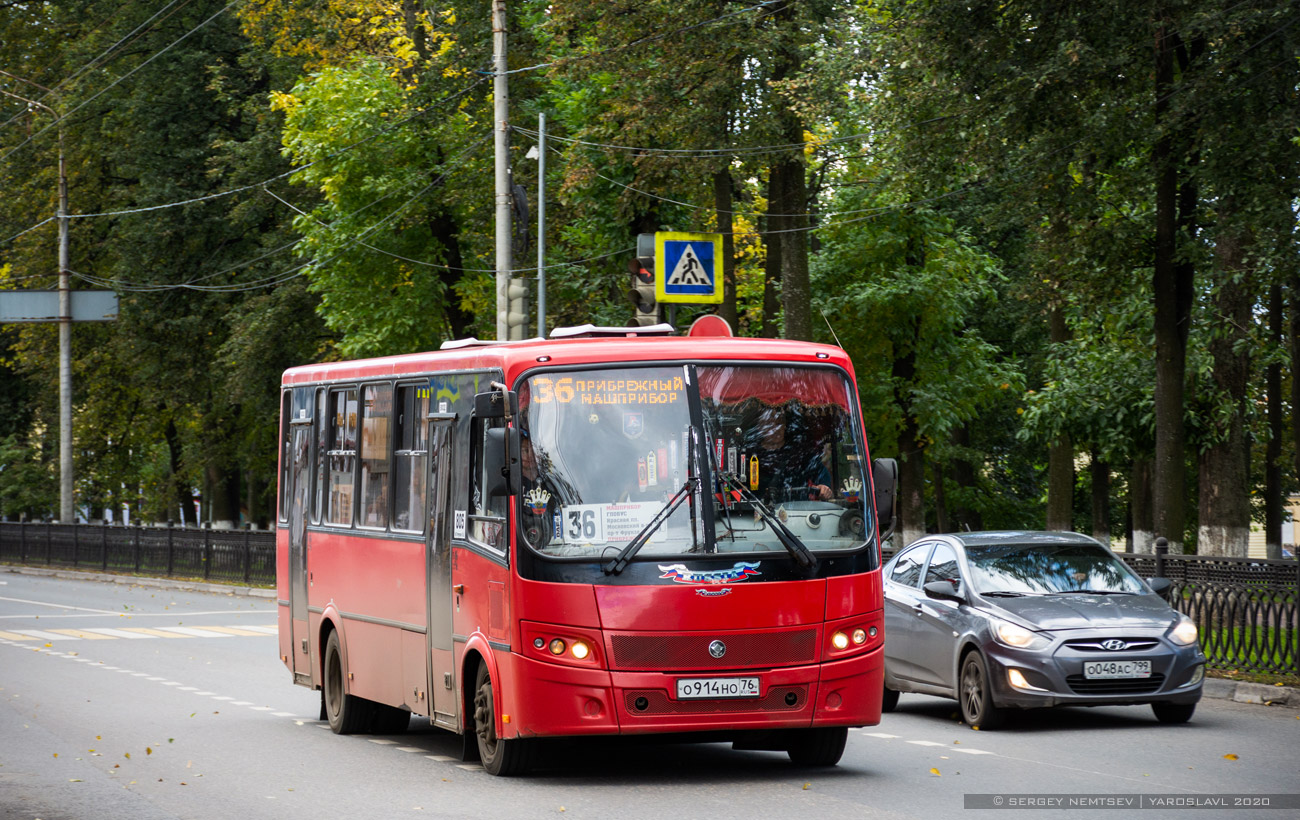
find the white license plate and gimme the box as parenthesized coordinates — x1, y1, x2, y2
(1084, 660, 1152, 679)
(675, 677, 760, 700)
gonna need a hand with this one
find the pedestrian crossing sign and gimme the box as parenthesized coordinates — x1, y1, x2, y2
(655, 232, 723, 304)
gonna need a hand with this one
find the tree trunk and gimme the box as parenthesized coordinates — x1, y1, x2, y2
(933, 461, 948, 534)
(761, 171, 782, 338)
(1152, 22, 1197, 553)
(1091, 452, 1110, 547)
(1046, 305, 1074, 531)
(778, 154, 811, 341)
(1130, 458, 1155, 553)
(949, 424, 984, 532)
(897, 414, 926, 547)
(1265, 283, 1283, 558)
(1196, 211, 1252, 557)
(714, 170, 738, 331)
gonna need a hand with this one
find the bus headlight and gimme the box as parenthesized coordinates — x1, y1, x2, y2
(548, 638, 567, 655)
(570, 641, 590, 660)
(831, 631, 850, 650)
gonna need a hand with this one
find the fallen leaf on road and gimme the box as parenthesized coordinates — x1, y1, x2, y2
(930, 768, 941, 777)
(1224, 754, 1238, 761)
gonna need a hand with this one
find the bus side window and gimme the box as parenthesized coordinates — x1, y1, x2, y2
(311, 388, 327, 525)
(469, 417, 507, 552)
(359, 383, 393, 529)
(393, 384, 429, 532)
(278, 391, 292, 523)
(326, 387, 358, 527)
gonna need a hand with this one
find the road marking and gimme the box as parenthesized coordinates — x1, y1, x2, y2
(368, 739, 400, 745)
(906, 740, 947, 747)
(0, 595, 119, 614)
(426, 755, 456, 762)
(11, 629, 76, 641)
(397, 747, 424, 753)
(83, 628, 156, 639)
(862, 732, 899, 738)
(197, 625, 268, 637)
(953, 748, 996, 755)
(118, 627, 188, 638)
(456, 764, 483, 771)
(239, 625, 279, 635)
(0, 630, 33, 640)
(47, 628, 115, 640)
(155, 627, 233, 638)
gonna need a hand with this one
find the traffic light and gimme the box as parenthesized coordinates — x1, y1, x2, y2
(628, 235, 659, 326)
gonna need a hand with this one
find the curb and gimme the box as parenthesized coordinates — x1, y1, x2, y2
(1203, 676, 1300, 708)
(1, 564, 276, 599)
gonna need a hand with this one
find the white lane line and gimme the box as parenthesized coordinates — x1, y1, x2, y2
(230, 701, 254, 706)
(178, 687, 199, 692)
(211, 696, 234, 701)
(251, 706, 274, 711)
(952, 748, 996, 755)
(862, 732, 899, 738)
(368, 739, 399, 745)
(426, 755, 456, 762)
(194, 691, 215, 696)
(160, 681, 183, 686)
(83, 628, 156, 639)
(155, 627, 232, 638)
(146, 677, 166, 681)
(456, 764, 483, 771)
(273, 712, 295, 717)
(906, 740, 948, 747)
(396, 747, 424, 753)
(0, 595, 120, 614)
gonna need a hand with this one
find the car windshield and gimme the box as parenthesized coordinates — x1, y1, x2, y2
(517, 364, 871, 559)
(965, 542, 1148, 595)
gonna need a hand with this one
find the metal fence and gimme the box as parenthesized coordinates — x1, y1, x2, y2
(0, 521, 276, 587)
(1118, 547, 1299, 676)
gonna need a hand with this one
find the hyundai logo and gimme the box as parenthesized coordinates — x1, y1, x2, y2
(1101, 639, 1128, 651)
(708, 640, 727, 659)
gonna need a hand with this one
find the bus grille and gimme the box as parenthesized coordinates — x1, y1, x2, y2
(623, 685, 807, 716)
(608, 629, 817, 671)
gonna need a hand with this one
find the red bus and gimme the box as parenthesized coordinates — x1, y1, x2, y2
(276, 323, 897, 775)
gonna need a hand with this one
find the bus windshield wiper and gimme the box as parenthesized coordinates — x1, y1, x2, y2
(714, 469, 818, 572)
(603, 477, 699, 575)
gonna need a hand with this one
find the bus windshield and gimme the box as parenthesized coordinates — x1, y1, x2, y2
(518, 364, 872, 560)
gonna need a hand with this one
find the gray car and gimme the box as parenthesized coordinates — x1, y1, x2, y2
(881, 531, 1205, 728)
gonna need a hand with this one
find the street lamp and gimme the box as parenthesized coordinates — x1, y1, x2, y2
(0, 70, 74, 522)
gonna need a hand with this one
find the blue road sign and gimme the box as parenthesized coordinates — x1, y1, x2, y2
(655, 232, 723, 304)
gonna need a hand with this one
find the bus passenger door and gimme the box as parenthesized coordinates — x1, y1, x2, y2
(425, 415, 458, 728)
(288, 419, 313, 685)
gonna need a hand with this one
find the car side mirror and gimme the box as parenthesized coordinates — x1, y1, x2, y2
(871, 457, 898, 542)
(1146, 577, 1172, 598)
(923, 580, 963, 603)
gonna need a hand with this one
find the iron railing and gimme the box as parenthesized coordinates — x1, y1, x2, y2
(1118, 544, 1299, 676)
(0, 521, 275, 586)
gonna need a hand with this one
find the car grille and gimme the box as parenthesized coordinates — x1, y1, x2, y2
(608, 629, 817, 671)
(1064, 639, 1160, 652)
(1066, 673, 1166, 695)
(623, 685, 807, 716)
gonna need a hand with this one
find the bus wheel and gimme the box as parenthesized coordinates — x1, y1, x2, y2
(786, 726, 847, 767)
(882, 682, 900, 713)
(324, 630, 372, 734)
(472, 662, 533, 776)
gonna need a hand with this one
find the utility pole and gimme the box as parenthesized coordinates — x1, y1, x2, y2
(0, 72, 74, 522)
(493, 0, 511, 340)
(536, 112, 546, 338)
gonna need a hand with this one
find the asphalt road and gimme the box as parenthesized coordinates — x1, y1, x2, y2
(2, 571, 1296, 820)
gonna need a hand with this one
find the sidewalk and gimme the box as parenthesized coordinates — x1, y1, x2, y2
(1, 564, 276, 599)
(5, 564, 1298, 709)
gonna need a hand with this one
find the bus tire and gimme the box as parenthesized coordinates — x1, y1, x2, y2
(882, 682, 900, 713)
(324, 630, 373, 734)
(786, 726, 847, 767)
(472, 661, 533, 776)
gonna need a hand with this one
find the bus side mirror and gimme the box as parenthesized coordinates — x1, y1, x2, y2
(483, 427, 520, 498)
(474, 389, 519, 419)
(872, 457, 898, 542)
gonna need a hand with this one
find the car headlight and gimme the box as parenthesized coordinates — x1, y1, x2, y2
(1169, 615, 1199, 646)
(992, 619, 1052, 651)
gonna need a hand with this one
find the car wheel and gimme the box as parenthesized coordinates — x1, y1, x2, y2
(472, 661, 534, 776)
(1151, 702, 1196, 724)
(786, 727, 848, 766)
(323, 630, 373, 734)
(882, 682, 900, 713)
(959, 651, 1004, 730)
